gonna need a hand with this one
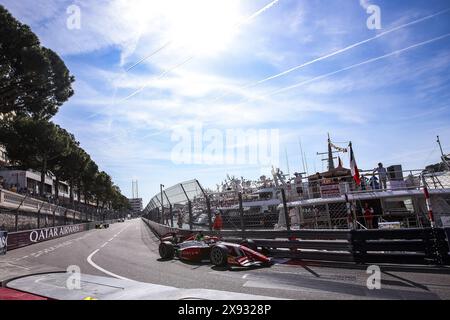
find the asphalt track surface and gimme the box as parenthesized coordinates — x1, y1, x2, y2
(1, 218, 450, 300)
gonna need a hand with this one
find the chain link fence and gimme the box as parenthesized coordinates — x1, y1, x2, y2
(143, 170, 450, 231)
(143, 180, 205, 230)
(0, 188, 128, 232)
(143, 179, 288, 231)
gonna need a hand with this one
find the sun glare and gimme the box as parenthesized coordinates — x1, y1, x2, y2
(165, 0, 243, 55)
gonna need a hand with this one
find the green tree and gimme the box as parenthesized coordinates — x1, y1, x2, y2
(0, 5, 74, 119)
(0, 117, 71, 196)
(111, 185, 131, 211)
(79, 157, 99, 205)
(93, 171, 112, 209)
(0, 6, 130, 216)
(50, 127, 81, 200)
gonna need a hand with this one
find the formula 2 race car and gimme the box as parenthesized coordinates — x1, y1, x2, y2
(158, 233, 272, 268)
(95, 223, 110, 229)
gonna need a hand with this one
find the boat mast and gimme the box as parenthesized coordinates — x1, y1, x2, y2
(327, 133, 335, 171)
(437, 135, 445, 157)
(437, 135, 450, 170)
(285, 148, 291, 179)
(299, 137, 307, 175)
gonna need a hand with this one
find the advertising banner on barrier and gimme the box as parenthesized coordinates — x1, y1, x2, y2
(7, 224, 88, 251)
(0, 231, 7, 255)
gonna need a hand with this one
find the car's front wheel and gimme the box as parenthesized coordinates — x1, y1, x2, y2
(159, 242, 175, 259)
(210, 245, 228, 267)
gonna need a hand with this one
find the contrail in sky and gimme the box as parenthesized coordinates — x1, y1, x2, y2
(211, 7, 450, 102)
(264, 33, 450, 97)
(239, 0, 280, 26)
(254, 8, 450, 86)
(122, 56, 194, 101)
(126, 41, 172, 72)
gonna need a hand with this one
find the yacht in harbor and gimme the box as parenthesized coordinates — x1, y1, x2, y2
(209, 135, 450, 230)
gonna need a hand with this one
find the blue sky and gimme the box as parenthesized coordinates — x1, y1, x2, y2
(1, 0, 449, 204)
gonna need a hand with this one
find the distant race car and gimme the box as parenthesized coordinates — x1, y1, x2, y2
(158, 233, 272, 268)
(95, 223, 109, 229)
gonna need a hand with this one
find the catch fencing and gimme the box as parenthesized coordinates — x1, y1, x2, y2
(143, 170, 450, 232)
(142, 180, 285, 231)
(0, 188, 128, 232)
(143, 180, 206, 230)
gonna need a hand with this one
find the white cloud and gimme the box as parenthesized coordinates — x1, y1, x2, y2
(359, 0, 371, 10)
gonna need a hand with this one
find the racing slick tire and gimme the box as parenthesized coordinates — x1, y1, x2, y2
(210, 245, 228, 267)
(240, 239, 257, 251)
(159, 241, 175, 260)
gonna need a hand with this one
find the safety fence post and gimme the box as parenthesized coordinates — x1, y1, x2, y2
(196, 180, 212, 231)
(206, 196, 212, 231)
(160, 184, 165, 225)
(14, 211, 18, 232)
(180, 183, 193, 230)
(37, 203, 42, 229)
(238, 192, 244, 232)
(54, 204, 61, 226)
(163, 190, 172, 227)
(281, 188, 291, 231)
(188, 201, 193, 231)
(422, 175, 435, 228)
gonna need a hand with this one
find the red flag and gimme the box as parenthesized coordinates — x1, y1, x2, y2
(350, 143, 361, 186)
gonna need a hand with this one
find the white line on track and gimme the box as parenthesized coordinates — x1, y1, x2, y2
(87, 249, 133, 281)
(11, 231, 95, 262)
(86, 224, 134, 281)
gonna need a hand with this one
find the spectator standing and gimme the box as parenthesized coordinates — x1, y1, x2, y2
(213, 211, 223, 231)
(360, 175, 369, 191)
(369, 175, 379, 190)
(294, 172, 303, 197)
(373, 163, 388, 190)
(177, 212, 184, 229)
(363, 202, 374, 229)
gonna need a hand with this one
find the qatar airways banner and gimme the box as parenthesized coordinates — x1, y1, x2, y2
(7, 224, 89, 251)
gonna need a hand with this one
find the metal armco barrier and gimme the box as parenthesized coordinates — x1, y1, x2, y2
(0, 188, 82, 219)
(352, 228, 450, 265)
(142, 218, 450, 266)
(0, 231, 7, 255)
(6, 220, 117, 251)
(142, 218, 183, 239)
